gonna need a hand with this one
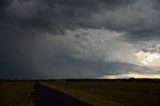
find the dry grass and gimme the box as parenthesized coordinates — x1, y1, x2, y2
(0, 82, 34, 106)
(47, 81, 160, 106)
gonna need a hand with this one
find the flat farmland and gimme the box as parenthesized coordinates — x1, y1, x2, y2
(0, 82, 34, 106)
(0, 80, 160, 106)
(47, 81, 160, 106)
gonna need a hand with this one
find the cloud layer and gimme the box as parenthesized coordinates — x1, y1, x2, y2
(0, 0, 160, 79)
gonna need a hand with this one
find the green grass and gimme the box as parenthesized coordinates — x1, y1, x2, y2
(47, 81, 160, 106)
(0, 82, 34, 106)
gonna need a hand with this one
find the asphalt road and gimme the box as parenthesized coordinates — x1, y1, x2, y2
(32, 83, 91, 106)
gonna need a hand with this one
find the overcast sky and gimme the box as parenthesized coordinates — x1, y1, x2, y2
(1, 0, 160, 79)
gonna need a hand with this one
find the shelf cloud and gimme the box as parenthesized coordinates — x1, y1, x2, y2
(0, 0, 160, 79)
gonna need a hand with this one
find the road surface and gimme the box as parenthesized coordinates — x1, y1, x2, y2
(32, 83, 91, 106)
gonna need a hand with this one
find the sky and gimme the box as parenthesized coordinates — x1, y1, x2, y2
(0, 0, 160, 79)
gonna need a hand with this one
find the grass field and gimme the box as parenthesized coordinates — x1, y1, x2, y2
(0, 82, 34, 106)
(0, 81, 160, 106)
(47, 81, 160, 106)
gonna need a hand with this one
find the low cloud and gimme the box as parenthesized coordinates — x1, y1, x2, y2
(101, 73, 160, 79)
(0, 0, 160, 79)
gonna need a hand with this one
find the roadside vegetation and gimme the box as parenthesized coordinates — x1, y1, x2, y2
(0, 80, 160, 106)
(47, 81, 160, 106)
(0, 82, 34, 106)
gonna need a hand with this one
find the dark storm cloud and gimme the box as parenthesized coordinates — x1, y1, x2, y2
(0, 0, 135, 34)
(33, 50, 143, 78)
(0, 0, 160, 79)
(110, 0, 160, 41)
(0, 0, 159, 39)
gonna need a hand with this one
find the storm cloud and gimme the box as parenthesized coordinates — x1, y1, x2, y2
(0, 0, 160, 79)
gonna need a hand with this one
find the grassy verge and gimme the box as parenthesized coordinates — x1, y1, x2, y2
(0, 82, 34, 106)
(47, 81, 160, 106)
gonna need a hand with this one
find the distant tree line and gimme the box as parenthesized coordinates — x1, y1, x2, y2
(0, 78, 160, 82)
